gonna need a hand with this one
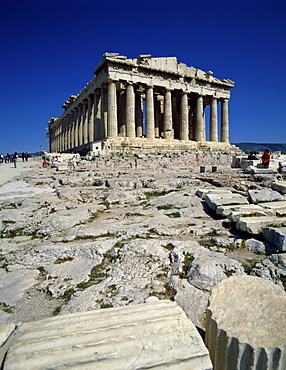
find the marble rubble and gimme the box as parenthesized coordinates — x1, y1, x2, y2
(205, 276, 286, 370)
(3, 300, 213, 370)
(0, 155, 286, 369)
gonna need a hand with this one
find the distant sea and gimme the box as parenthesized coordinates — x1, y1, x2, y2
(233, 143, 286, 154)
(29, 151, 44, 157)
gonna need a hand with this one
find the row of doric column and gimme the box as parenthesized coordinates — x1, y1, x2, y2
(50, 82, 229, 153)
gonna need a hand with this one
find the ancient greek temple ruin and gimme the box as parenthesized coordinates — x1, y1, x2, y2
(48, 53, 238, 155)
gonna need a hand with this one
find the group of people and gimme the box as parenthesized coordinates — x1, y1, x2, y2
(247, 149, 271, 168)
(20, 152, 30, 162)
(42, 151, 77, 173)
(0, 151, 30, 168)
(0, 152, 22, 167)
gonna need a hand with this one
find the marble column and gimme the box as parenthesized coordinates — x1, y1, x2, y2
(88, 95, 94, 143)
(101, 87, 108, 138)
(61, 123, 65, 151)
(210, 98, 218, 142)
(195, 95, 204, 141)
(107, 82, 118, 138)
(70, 110, 76, 148)
(118, 91, 126, 137)
(55, 126, 59, 152)
(50, 129, 54, 152)
(135, 92, 143, 137)
(221, 99, 229, 143)
(59, 126, 62, 152)
(82, 100, 88, 144)
(126, 84, 136, 138)
(67, 116, 71, 150)
(78, 104, 83, 146)
(164, 89, 173, 139)
(69, 113, 73, 149)
(154, 97, 160, 138)
(64, 121, 68, 151)
(61, 125, 64, 152)
(95, 91, 104, 140)
(55, 127, 58, 152)
(146, 86, 155, 139)
(189, 109, 195, 141)
(74, 109, 79, 147)
(180, 92, 189, 140)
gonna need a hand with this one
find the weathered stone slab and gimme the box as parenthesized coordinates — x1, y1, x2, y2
(248, 188, 284, 203)
(263, 227, 286, 252)
(228, 208, 276, 222)
(215, 204, 275, 219)
(0, 324, 15, 369)
(240, 159, 260, 169)
(195, 188, 232, 200)
(205, 193, 248, 211)
(274, 208, 286, 216)
(205, 275, 286, 370)
(260, 201, 286, 216)
(272, 181, 286, 194)
(249, 168, 277, 174)
(236, 216, 286, 234)
(261, 200, 286, 209)
(3, 300, 213, 370)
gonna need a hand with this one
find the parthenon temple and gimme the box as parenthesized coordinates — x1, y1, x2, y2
(48, 53, 239, 155)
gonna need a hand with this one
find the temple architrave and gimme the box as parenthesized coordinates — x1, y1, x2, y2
(48, 53, 239, 156)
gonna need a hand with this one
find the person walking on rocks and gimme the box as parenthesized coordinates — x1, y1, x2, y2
(68, 151, 77, 173)
(12, 152, 18, 168)
(261, 149, 270, 168)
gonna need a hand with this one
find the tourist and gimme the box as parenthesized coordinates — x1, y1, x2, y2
(68, 151, 77, 173)
(24, 152, 29, 162)
(21, 152, 25, 162)
(247, 152, 258, 160)
(42, 158, 48, 168)
(12, 152, 18, 168)
(261, 149, 270, 168)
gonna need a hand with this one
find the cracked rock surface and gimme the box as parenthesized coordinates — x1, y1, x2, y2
(0, 156, 285, 330)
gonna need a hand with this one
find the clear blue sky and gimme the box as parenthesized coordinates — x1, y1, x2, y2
(1, 0, 286, 154)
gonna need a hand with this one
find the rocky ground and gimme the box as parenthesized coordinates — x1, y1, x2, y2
(0, 155, 285, 331)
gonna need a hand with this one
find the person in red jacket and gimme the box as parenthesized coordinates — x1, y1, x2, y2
(261, 149, 270, 168)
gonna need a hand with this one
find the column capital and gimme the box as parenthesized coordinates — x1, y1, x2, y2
(106, 78, 115, 84)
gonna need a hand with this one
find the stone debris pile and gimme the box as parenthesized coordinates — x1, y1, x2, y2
(197, 185, 286, 246)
